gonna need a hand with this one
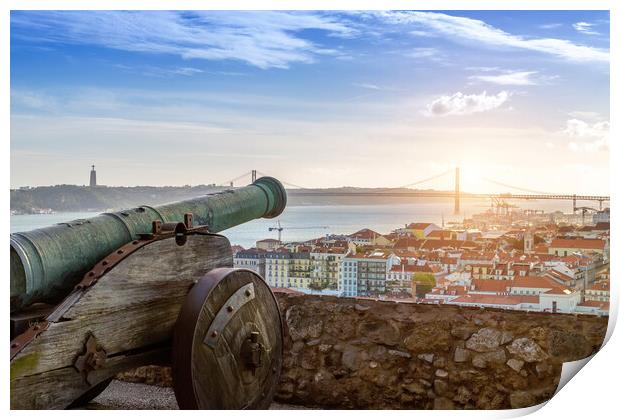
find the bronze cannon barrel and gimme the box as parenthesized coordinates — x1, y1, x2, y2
(10, 177, 286, 311)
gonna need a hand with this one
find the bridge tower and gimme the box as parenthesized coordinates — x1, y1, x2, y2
(251, 169, 257, 183)
(454, 167, 460, 214)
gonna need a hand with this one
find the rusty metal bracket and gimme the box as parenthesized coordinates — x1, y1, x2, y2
(240, 331, 263, 375)
(75, 213, 207, 290)
(10, 320, 50, 359)
(204, 282, 256, 348)
(74, 334, 107, 384)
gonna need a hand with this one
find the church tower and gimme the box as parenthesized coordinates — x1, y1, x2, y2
(89, 165, 97, 187)
(524, 230, 534, 254)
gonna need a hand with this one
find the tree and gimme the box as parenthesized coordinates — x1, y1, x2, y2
(413, 272, 436, 298)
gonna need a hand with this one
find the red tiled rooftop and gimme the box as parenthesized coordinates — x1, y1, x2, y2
(512, 275, 561, 289)
(394, 238, 426, 249)
(419, 239, 478, 250)
(427, 230, 454, 239)
(545, 269, 573, 283)
(407, 223, 434, 230)
(461, 252, 496, 260)
(579, 300, 610, 310)
(451, 294, 538, 306)
(549, 238, 605, 250)
(543, 286, 575, 295)
(390, 263, 433, 273)
(446, 285, 467, 295)
(472, 279, 511, 293)
(588, 281, 610, 292)
(349, 228, 384, 239)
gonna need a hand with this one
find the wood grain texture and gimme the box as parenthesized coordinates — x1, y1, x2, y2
(189, 270, 283, 409)
(10, 234, 232, 409)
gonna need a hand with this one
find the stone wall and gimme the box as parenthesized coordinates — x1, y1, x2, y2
(118, 292, 607, 410)
(275, 293, 607, 409)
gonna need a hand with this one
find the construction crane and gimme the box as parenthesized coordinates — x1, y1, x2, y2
(573, 206, 598, 225)
(268, 221, 330, 242)
(268, 220, 284, 242)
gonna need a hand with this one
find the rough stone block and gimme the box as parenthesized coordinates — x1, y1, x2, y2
(418, 353, 435, 363)
(466, 328, 513, 352)
(509, 391, 536, 409)
(507, 338, 548, 363)
(472, 349, 507, 368)
(454, 347, 470, 363)
(507, 358, 524, 372)
(433, 397, 455, 409)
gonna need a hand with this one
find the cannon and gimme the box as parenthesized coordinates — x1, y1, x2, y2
(10, 177, 287, 409)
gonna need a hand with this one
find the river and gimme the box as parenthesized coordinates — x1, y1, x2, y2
(11, 199, 576, 249)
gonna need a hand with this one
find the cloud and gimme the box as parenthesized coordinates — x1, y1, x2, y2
(374, 11, 608, 63)
(539, 23, 563, 29)
(169, 67, 203, 76)
(11, 91, 55, 110)
(468, 70, 557, 86)
(11, 90, 64, 113)
(568, 111, 602, 120)
(563, 118, 609, 151)
(409, 30, 435, 37)
(573, 22, 600, 35)
(405, 47, 441, 59)
(465, 66, 501, 72)
(114, 65, 205, 78)
(469, 71, 539, 86)
(425, 91, 510, 116)
(352, 83, 382, 90)
(11, 11, 358, 69)
(402, 47, 448, 64)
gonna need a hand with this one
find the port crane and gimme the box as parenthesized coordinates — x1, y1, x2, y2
(573, 206, 598, 225)
(490, 197, 519, 216)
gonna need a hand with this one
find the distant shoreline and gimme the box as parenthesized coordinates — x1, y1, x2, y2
(11, 184, 459, 214)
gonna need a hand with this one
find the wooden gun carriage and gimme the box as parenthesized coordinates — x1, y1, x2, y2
(10, 178, 287, 409)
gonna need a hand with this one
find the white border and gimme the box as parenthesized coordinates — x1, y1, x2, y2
(2, 1, 616, 419)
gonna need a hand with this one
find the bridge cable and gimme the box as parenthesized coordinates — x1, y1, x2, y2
(255, 171, 311, 190)
(481, 178, 552, 195)
(258, 169, 452, 191)
(370, 169, 452, 194)
(397, 170, 452, 189)
(221, 171, 253, 186)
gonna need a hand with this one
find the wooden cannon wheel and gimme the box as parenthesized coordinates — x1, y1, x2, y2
(172, 268, 283, 409)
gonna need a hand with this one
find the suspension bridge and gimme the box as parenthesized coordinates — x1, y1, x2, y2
(220, 168, 610, 215)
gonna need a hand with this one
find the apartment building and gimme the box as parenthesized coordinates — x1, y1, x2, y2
(310, 247, 347, 290)
(264, 251, 291, 288)
(233, 248, 266, 277)
(288, 252, 312, 289)
(339, 250, 398, 297)
(585, 281, 610, 302)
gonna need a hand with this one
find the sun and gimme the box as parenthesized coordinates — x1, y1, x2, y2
(456, 164, 492, 194)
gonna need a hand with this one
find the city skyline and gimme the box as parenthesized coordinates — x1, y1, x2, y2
(10, 10, 610, 194)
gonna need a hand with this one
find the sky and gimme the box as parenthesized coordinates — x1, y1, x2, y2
(10, 10, 610, 194)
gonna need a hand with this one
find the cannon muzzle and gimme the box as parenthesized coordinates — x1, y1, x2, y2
(10, 177, 286, 311)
